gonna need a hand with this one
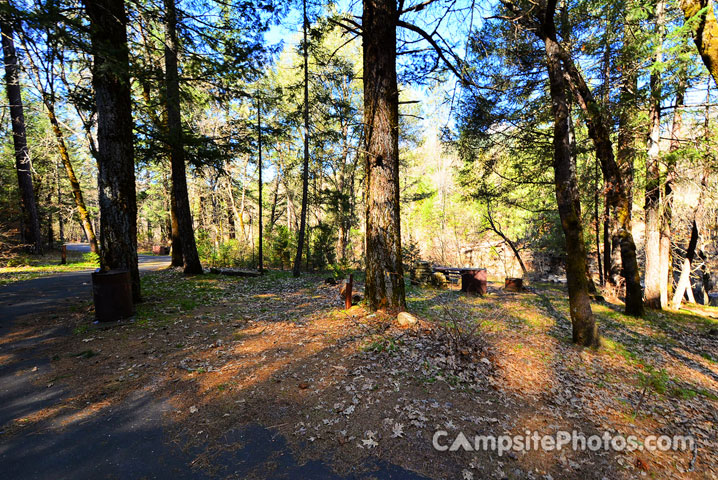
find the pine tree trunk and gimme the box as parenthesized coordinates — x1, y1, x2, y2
(257, 99, 264, 273)
(170, 189, 183, 266)
(558, 42, 643, 317)
(164, 0, 202, 274)
(83, 0, 140, 300)
(293, 0, 310, 277)
(0, 9, 42, 253)
(362, 0, 406, 312)
(542, 0, 598, 347)
(337, 120, 350, 263)
(644, 0, 667, 308)
(55, 160, 64, 243)
(18, 27, 100, 254)
(611, 12, 639, 288)
(603, 206, 611, 285)
(47, 106, 99, 254)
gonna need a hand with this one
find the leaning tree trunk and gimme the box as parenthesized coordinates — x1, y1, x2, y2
(362, 0, 406, 312)
(542, 1, 598, 347)
(0, 9, 42, 253)
(164, 0, 202, 274)
(47, 104, 99, 254)
(83, 0, 140, 300)
(644, 0, 667, 308)
(679, 0, 718, 85)
(558, 44, 644, 317)
(18, 29, 99, 254)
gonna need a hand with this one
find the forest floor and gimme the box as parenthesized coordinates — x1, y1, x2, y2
(2, 268, 717, 479)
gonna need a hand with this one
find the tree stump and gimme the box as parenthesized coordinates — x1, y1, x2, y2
(461, 269, 487, 295)
(504, 277, 523, 292)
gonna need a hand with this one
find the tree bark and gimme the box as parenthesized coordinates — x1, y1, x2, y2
(55, 159, 64, 244)
(18, 27, 100, 254)
(49, 108, 99, 254)
(679, 0, 718, 84)
(268, 168, 280, 232)
(0, 8, 42, 253)
(257, 98, 264, 273)
(542, 0, 598, 347)
(362, 0, 406, 312)
(337, 120, 350, 263)
(170, 187, 183, 265)
(164, 0, 202, 274)
(83, 0, 140, 300)
(644, 0, 667, 308)
(293, 0, 310, 277)
(557, 42, 644, 316)
(611, 19, 639, 287)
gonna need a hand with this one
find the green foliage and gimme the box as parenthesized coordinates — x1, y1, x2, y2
(82, 252, 100, 266)
(308, 223, 336, 270)
(402, 236, 422, 267)
(637, 366, 670, 395)
(327, 259, 353, 280)
(267, 225, 295, 269)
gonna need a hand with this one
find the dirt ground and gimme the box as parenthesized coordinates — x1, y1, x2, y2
(3, 269, 717, 479)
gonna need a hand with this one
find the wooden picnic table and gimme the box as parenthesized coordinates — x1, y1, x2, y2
(432, 266, 487, 295)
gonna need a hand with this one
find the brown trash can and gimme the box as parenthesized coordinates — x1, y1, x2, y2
(92, 269, 134, 321)
(461, 269, 487, 295)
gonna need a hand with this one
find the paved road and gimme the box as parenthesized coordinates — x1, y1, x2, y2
(0, 250, 427, 479)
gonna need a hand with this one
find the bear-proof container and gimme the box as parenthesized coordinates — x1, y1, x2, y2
(92, 269, 134, 321)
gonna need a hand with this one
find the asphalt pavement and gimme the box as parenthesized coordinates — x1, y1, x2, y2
(0, 247, 427, 479)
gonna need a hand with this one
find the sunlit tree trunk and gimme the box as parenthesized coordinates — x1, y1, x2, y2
(679, 0, 718, 84)
(47, 106, 99, 254)
(363, 0, 406, 311)
(19, 29, 100, 254)
(164, 0, 202, 274)
(644, 0, 667, 308)
(542, 0, 598, 347)
(0, 8, 42, 253)
(83, 0, 140, 300)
